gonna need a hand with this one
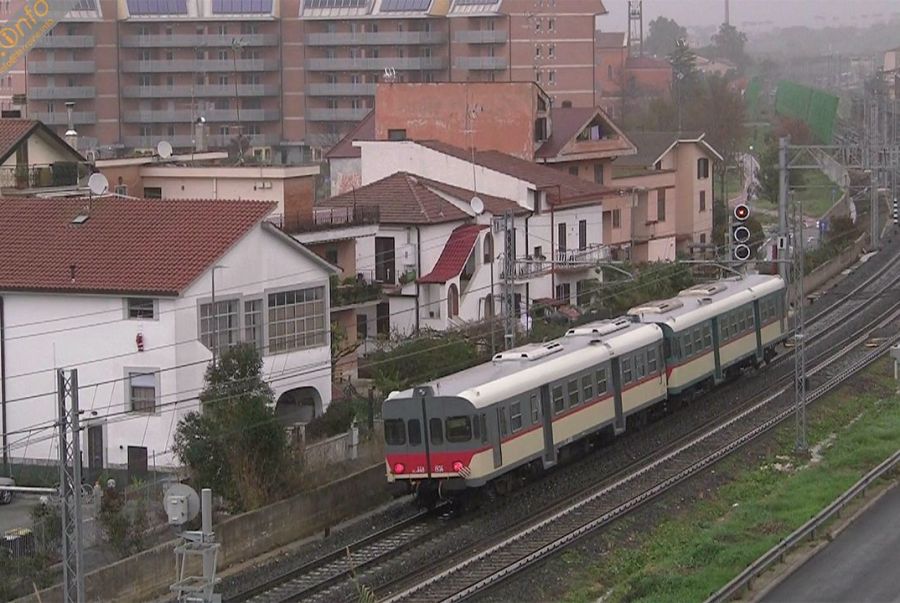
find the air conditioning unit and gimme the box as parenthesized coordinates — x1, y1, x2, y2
(252, 146, 272, 162)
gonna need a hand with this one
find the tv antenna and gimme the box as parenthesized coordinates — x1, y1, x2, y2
(157, 140, 173, 160)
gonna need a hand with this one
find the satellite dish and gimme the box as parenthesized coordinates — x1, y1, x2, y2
(157, 140, 173, 159)
(162, 483, 200, 527)
(87, 172, 109, 196)
(471, 196, 485, 215)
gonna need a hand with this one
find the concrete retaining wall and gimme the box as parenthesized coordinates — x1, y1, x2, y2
(16, 463, 390, 603)
(792, 234, 868, 305)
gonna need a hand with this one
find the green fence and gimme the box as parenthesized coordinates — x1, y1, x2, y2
(774, 80, 839, 144)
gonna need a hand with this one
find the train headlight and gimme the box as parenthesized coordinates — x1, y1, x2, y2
(452, 460, 464, 473)
(393, 462, 406, 474)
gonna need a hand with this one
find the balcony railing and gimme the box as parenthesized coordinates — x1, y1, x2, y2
(30, 111, 95, 126)
(306, 31, 447, 46)
(0, 162, 92, 190)
(28, 61, 96, 74)
(122, 133, 280, 148)
(28, 86, 96, 100)
(33, 35, 95, 48)
(330, 272, 382, 310)
(306, 83, 376, 96)
(499, 246, 610, 280)
(121, 59, 280, 73)
(121, 84, 280, 98)
(304, 57, 447, 71)
(284, 205, 381, 233)
(453, 56, 508, 70)
(120, 33, 279, 47)
(123, 108, 280, 123)
(306, 108, 371, 122)
(453, 30, 508, 44)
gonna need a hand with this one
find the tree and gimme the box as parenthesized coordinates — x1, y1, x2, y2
(712, 23, 748, 67)
(697, 75, 747, 163)
(645, 16, 688, 57)
(173, 344, 288, 510)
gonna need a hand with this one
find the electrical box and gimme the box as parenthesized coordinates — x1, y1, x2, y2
(166, 494, 188, 525)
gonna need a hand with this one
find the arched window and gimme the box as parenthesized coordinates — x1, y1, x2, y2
(448, 284, 459, 318)
(483, 232, 494, 264)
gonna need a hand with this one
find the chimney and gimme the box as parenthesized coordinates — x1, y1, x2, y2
(64, 102, 78, 150)
(194, 117, 207, 153)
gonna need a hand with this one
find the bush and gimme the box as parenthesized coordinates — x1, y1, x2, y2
(98, 485, 149, 558)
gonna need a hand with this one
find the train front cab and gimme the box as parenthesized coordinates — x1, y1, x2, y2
(383, 387, 490, 505)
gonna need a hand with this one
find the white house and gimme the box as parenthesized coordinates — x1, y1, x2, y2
(318, 140, 617, 335)
(0, 197, 337, 472)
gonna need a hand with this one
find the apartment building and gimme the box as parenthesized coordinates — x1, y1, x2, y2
(23, 0, 610, 157)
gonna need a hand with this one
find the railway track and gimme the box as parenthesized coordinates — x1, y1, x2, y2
(380, 298, 900, 602)
(224, 245, 900, 603)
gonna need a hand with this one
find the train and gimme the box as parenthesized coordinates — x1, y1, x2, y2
(382, 273, 788, 507)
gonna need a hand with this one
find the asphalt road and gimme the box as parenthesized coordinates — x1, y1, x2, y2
(761, 483, 900, 603)
(0, 493, 39, 534)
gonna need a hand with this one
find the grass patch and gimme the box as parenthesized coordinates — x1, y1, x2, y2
(794, 169, 841, 218)
(565, 357, 899, 603)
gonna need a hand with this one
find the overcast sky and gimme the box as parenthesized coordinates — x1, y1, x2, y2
(601, 0, 900, 32)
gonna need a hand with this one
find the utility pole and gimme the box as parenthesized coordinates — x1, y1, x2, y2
(792, 195, 808, 453)
(58, 368, 85, 603)
(503, 209, 516, 350)
(778, 136, 790, 281)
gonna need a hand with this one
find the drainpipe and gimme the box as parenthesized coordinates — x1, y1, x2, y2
(1, 296, 7, 475)
(415, 226, 422, 332)
(525, 210, 532, 321)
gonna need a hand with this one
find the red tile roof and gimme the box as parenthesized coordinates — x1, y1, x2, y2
(0, 119, 84, 163)
(415, 175, 530, 216)
(325, 111, 375, 159)
(418, 224, 487, 284)
(416, 140, 617, 205)
(0, 197, 276, 295)
(317, 172, 470, 225)
(535, 107, 635, 160)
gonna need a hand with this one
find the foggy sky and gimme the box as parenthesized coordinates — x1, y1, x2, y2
(601, 0, 900, 32)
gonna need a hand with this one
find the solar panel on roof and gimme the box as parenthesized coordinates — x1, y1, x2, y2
(303, 0, 367, 8)
(454, 0, 496, 4)
(381, 0, 430, 11)
(212, 0, 273, 13)
(127, 0, 188, 14)
(71, 0, 97, 10)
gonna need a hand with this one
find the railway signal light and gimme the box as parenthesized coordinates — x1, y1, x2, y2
(893, 197, 899, 226)
(732, 203, 752, 262)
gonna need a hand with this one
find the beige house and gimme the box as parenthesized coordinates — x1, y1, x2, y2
(0, 119, 87, 193)
(611, 131, 721, 262)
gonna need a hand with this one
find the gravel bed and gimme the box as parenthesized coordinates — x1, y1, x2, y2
(217, 244, 900, 602)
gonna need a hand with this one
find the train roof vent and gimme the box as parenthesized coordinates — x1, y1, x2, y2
(565, 317, 632, 338)
(492, 341, 564, 362)
(679, 283, 728, 297)
(697, 297, 714, 305)
(627, 298, 684, 315)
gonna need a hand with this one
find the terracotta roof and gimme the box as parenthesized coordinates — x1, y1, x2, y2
(0, 119, 84, 164)
(416, 140, 616, 204)
(325, 111, 375, 159)
(0, 197, 276, 295)
(613, 131, 713, 168)
(317, 172, 470, 225)
(418, 224, 487, 284)
(535, 106, 636, 161)
(595, 31, 626, 48)
(415, 175, 530, 216)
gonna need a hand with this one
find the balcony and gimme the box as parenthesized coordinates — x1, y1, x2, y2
(306, 108, 371, 122)
(304, 57, 447, 71)
(454, 30, 508, 44)
(33, 35, 95, 48)
(28, 86, 96, 100)
(122, 133, 279, 148)
(305, 31, 447, 46)
(28, 61, 96, 74)
(121, 59, 280, 73)
(122, 84, 280, 98)
(0, 162, 92, 190)
(499, 246, 609, 280)
(307, 83, 376, 96)
(454, 56, 508, 70)
(330, 272, 382, 311)
(121, 33, 278, 47)
(123, 109, 280, 123)
(30, 111, 95, 126)
(285, 205, 380, 234)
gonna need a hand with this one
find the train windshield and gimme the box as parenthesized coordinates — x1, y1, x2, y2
(445, 416, 472, 442)
(384, 419, 406, 446)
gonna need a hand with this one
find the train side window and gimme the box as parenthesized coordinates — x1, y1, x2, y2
(568, 379, 580, 406)
(429, 417, 444, 445)
(582, 375, 593, 401)
(703, 324, 712, 348)
(446, 416, 472, 442)
(635, 353, 646, 379)
(480, 414, 488, 443)
(732, 313, 739, 334)
(684, 334, 693, 356)
(530, 394, 539, 423)
(596, 368, 608, 393)
(472, 415, 481, 440)
(385, 419, 406, 446)
(622, 358, 633, 383)
(749, 308, 756, 327)
(510, 402, 523, 432)
(694, 327, 702, 351)
(552, 385, 565, 414)
(408, 419, 422, 446)
(739, 311, 747, 332)
(647, 348, 657, 373)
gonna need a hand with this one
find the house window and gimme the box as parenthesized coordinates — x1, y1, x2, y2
(699, 190, 707, 211)
(548, 44, 555, 58)
(555, 283, 571, 303)
(535, 45, 541, 59)
(593, 163, 604, 184)
(579, 219, 587, 250)
(199, 299, 240, 353)
(388, 129, 407, 141)
(697, 157, 710, 179)
(548, 17, 555, 31)
(128, 371, 156, 413)
(657, 189, 666, 222)
(268, 286, 326, 353)
(356, 313, 368, 339)
(607, 64, 613, 79)
(700, 233, 707, 244)
(143, 187, 162, 198)
(126, 298, 155, 319)
(612, 209, 621, 229)
(324, 247, 338, 265)
(483, 232, 494, 264)
(376, 302, 390, 336)
(568, 166, 578, 176)
(549, 70, 555, 84)
(244, 299, 263, 350)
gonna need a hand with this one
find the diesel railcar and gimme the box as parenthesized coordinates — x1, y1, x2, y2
(383, 274, 787, 506)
